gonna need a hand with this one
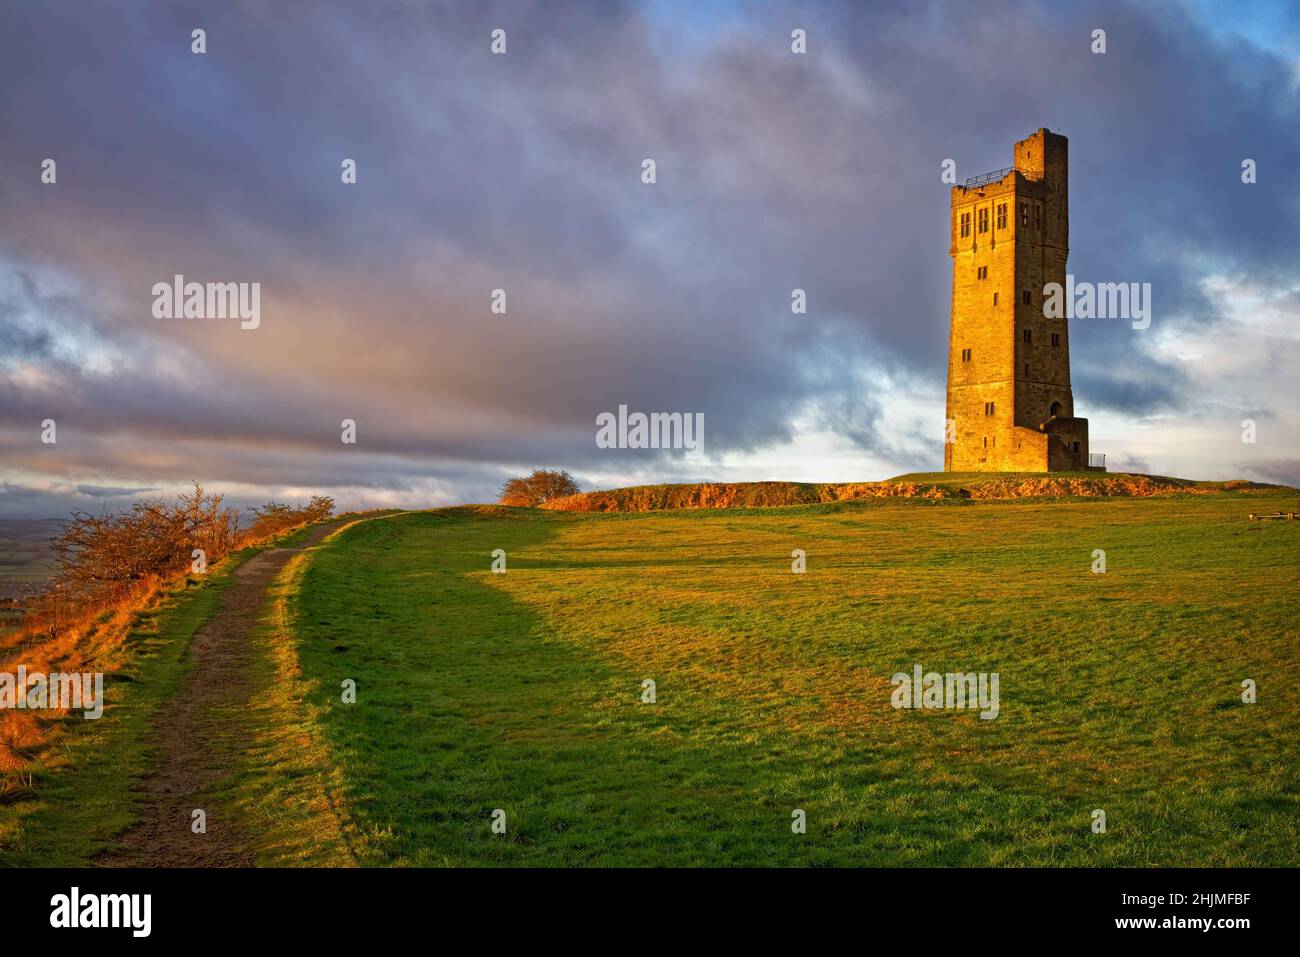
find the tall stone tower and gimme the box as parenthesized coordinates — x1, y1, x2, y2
(944, 128, 1098, 472)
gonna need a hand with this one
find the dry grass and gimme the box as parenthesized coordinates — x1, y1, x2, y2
(543, 481, 949, 512)
(542, 475, 1287, 512)
(0, 576, 167, 774)
(967, 475, 1271, 499)
(0, 497, 343, 783)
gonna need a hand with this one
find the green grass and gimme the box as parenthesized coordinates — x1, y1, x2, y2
(286, 494, 1300, 866)
(5, 497, 1295, 867)
(217, 521, 373, 866)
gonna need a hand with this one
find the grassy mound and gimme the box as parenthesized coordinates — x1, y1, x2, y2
(541, 474, 1285, 512)
(541, 480, 948, 512)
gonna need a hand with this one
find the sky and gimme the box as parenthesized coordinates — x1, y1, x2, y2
(1, 0, 1297, 518)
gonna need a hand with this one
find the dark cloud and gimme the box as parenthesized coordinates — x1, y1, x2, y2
(0, 0, 1296, 515)
(1238, 458, 1300, 488)
(0, 320, 53, 362)
(73, 484, 160, 498)
(1073, 357, 1190, 415)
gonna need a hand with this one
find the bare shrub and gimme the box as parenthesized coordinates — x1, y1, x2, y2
(499, 469, 581, 507)
(243, 495, 335, 544)
(2, 486, 337, 782)
(49, 483, 239, 607)
(13, 486, 334, 654)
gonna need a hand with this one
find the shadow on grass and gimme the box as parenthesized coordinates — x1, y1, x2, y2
(290, 510, 1135, 867)
(293, 509, 864, 866)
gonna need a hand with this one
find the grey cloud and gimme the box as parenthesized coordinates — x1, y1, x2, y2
(0, 0, 1296, 516)
(73, 484, 160, 498)
(1238, 458, 1300, 488)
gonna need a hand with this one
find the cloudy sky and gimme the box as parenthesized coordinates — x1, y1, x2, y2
(1, 0, 1297, 517)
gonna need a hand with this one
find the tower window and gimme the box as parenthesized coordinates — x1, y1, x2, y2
(1024, 363, 1029, 377)
(996, 203, 1007, 230)
(960, 212, 971, 238)
(978, 208, 989, 234)
(977, 266, 988, 280)
(1019, 202, 1029, 226)
(984, 401, 995, 415)
(983, 436, 988, 448)
(961, 348, 972, 362)
(1033, 205, 1042, 230)
(993, 292, 998, 306)
(1051, 333, 1060, 347)
(1022, 290, 1031, 305)
(1023, 328, 1032, 343)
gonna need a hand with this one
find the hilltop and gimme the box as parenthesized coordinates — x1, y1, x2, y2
(539, 472, 1287, 513)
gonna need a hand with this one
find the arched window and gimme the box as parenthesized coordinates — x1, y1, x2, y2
(1049, 401, 1062, 418)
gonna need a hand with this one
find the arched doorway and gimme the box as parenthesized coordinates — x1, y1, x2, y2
(1049, 401, 1062, 419)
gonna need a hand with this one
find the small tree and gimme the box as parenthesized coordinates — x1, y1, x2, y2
(303, 495, 336, 523)
(499, 469, 581, 507)
(244, 496, 335, 542)
(50, 483, 239, 603)
(28, 486, 332, 646)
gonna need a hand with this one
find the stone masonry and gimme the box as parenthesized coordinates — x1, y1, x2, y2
(944, 128, 1098, 472)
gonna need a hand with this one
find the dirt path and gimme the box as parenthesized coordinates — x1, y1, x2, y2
(99, 520, 351, 867)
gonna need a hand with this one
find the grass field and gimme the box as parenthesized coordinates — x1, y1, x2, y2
(3, 490, 1295, 867)
(282, 492, 1299, 866)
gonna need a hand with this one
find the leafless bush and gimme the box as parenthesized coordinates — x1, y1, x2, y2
(243, 495, 335, 542)
(2, 486, 336, 783)
(19, 487, 334, 644)
(49, 483, 239, 606)
(499, 469, 580, 507)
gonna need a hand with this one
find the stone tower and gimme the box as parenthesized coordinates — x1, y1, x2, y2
(944, 128, 1099, 472)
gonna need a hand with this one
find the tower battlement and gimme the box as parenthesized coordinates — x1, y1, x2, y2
(943, 129, 1096, 472)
